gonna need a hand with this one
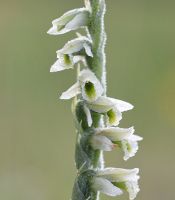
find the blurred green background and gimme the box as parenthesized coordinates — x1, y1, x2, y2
(1, 0, 175, 199)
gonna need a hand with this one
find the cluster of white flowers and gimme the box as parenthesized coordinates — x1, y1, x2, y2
(48, 1, 142, 200)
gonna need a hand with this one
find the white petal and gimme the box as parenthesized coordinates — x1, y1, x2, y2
(83, 104, 92, 127)
(60, 82, 80, 99)
(91, 135, 114, 151)
(95, 127, 134, 142)
(52, 9, 80, 25)
(47, 8, 89, 35)
(92, 177, 123, 197)
(97, 168, 139, 183)
(65, 11, 89, 30)
(108, 97, 134, 112)
(50, 60, 65, 72)
(47, 26, 58, 35)
(130, 135, 143, 142)
(58, 38, 84, 54)
(88, 96, 115, 113)
(50, 59, 73, 72)
(58, 37, 91, 55)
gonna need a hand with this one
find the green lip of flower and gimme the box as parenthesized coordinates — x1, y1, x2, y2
(63, 54, 72, 65)
(107, 109, 116, 124)
(60, 69, 104, 102)
(84, 81, 96, 100)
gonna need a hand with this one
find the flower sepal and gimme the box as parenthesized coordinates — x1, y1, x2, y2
(47, 8, 90, 35)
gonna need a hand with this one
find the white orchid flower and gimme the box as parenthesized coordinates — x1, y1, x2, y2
(90, 127, 143, 160)
(84, 96, 133, 126)
(60, 69, 104, 102)
(47, 8, 90, 35)
(50, 54, 86, 72)
(50, 36, 92, 72)
(92, 168, 140, 200)
(92, 177, 123, 197)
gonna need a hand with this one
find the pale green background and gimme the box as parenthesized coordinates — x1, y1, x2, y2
(0, 0, 175, 199)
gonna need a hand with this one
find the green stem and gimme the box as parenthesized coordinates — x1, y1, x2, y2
(87, 0, 106, 169)
(72, 0, 106, 200)
(88, 0, 106, 91)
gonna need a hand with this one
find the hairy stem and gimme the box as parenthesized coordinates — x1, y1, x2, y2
(88, 0, 106, 91)
(72, 0, 106, 200)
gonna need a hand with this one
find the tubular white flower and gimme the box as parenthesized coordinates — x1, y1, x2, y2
(87, 96, 133, 126)
(92, 177, 123, 197)
(47, 8, 90, 35)
(90, 127, 142, 160)
(79, 69, 104, 102)
(50, 36, 92, 72)
(60, 69, 103, 102)
(93, 168, 140, 200)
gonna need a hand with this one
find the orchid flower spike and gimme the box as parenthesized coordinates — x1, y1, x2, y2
(50, 36, 92, 72)
(47, 8, 90, 35)
(85, 96, 134, 126)
(48, 1, 143, 199)
(92, 168, 140, 200)
(90, 126, 143, 160)
(60, 69, 104, 102)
